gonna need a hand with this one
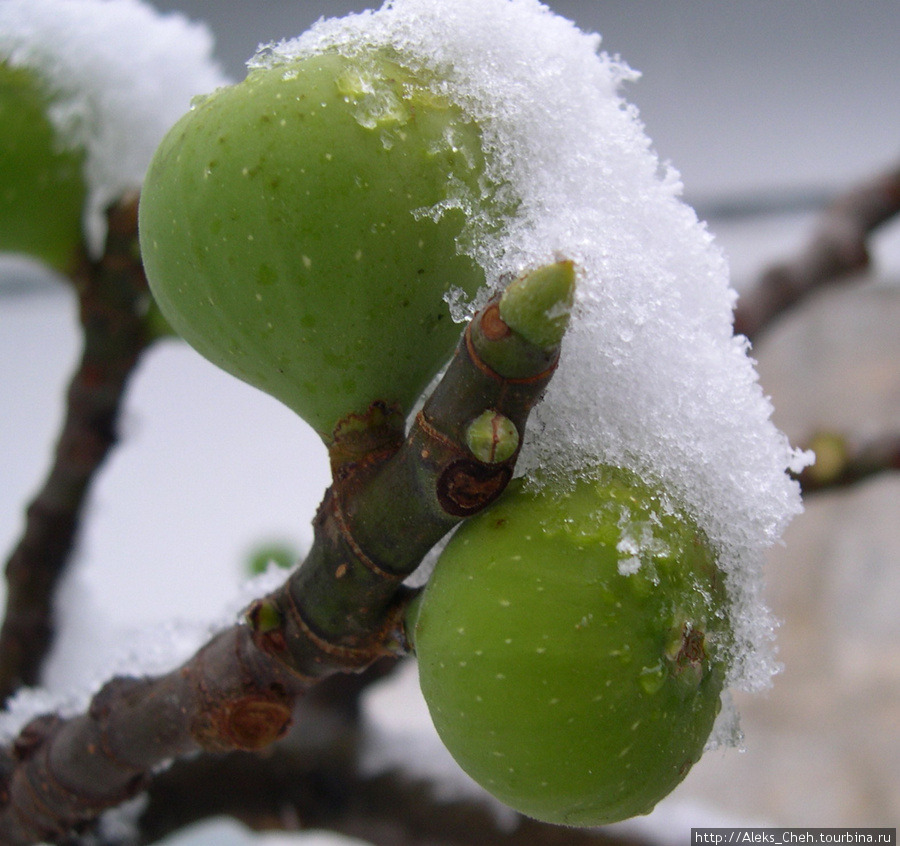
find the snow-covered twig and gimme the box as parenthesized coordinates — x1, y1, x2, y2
(734, 159, 900, 340)
(0, 196, 156, 702)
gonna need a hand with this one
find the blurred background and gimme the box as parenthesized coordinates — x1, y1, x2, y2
(2, 2, 900, 844)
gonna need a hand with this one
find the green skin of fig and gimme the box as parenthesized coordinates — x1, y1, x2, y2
(0, 63, 87, 272)
(139, 52, 490, 441)
(410, 468, 731, 826)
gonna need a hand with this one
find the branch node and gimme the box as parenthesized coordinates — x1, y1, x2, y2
(12, 716, 59, 763)
(480, 302, 511, 341)
(193, 693, 294, 753)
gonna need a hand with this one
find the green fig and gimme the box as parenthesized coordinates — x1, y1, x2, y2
(0, 62, 87, 272)
(139, 51, 493, 442)
(410, 468, 731, 826)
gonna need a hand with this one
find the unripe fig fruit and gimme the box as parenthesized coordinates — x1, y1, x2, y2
(0, 63, 87, 272)
(410, 468, 731, 826)
(139, 51, 490, 441)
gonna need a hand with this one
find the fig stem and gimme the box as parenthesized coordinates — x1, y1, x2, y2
(266, 262, 570, 678)
(0, 261, 575, 844)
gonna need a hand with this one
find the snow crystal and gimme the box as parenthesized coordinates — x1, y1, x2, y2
(615, 504, 673, 576)
(0, 0, 228, 256)
(254, 0, 811, 692)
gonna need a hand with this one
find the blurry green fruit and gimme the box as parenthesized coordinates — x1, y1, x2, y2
(410, 468, 731, 826)
(246, 541, 300, 576)
(139, 51, 492, 441)
(0, 63, 87, 272)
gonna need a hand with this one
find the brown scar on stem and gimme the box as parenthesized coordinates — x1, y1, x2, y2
(437, 460, 512, 517)
(194, 693, 294, 752)
(480, 302, 511, 341)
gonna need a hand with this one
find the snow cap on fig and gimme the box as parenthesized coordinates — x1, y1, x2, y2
(265, 0, 811, 693)
(0, 0, 228, 256)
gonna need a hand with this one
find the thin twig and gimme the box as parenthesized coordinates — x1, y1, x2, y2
(0, 195, 156, 702)
(794, 430, 900, 495)
(733, 161, 900, 495)
(734, 159, 900, 340)
(139, 738, 647, 846)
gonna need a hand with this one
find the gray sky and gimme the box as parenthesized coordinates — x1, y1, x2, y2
(145, 0, 900, 204)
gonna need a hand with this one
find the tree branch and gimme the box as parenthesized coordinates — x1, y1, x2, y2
(0, 262, 574, 845)
(138, 744, 649, 846)
(734, 159, 900, 340)
(793, 430, 900, 495)
(734, 163, 900, 495)
(132, 659, 651, 846)
(0, 195, 157, 702)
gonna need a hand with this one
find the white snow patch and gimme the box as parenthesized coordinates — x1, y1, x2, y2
(154, 817, 372, 846)
(253, 0, 811, 692)
(0, 561, 293, 743)
(0, 0, 229, 256)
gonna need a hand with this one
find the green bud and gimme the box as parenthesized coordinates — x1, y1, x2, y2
(465, 410, 519, 463)
(246, 542, 299, 576)
(246, 598, 283, 634)
(805, 431, 846, 486)
(499, 260, 576, 350)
